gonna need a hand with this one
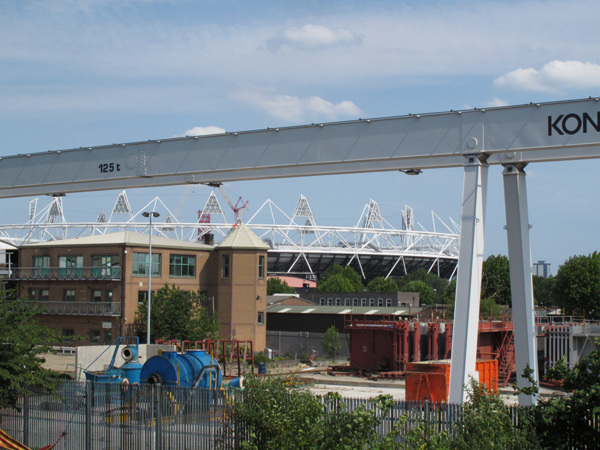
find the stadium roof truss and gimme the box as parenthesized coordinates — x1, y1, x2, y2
(0, 191, 459, 281)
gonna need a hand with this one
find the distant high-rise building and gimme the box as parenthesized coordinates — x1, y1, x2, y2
(533, 260, 551, 278)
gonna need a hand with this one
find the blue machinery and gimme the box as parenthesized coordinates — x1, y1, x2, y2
(84, 338, 229, 425)
(84, 337, 222, 390)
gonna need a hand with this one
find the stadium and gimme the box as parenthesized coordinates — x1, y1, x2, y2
(0, 189, 459, 282)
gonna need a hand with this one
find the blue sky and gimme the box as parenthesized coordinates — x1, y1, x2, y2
(2, 0, 600, 273)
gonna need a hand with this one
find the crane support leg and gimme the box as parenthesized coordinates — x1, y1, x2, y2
(503, 164, 539, 406)
(449, 156, 488, 403)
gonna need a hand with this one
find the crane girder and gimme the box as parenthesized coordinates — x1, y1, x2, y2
(1, 98, 600, 198)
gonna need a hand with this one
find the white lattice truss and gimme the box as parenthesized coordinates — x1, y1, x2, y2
(0, 191, 460, 279)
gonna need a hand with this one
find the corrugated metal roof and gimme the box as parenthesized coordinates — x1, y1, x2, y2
(20, 231, 213, 250)
(267, 304, 424, 315)
(217, 223, 270, 250)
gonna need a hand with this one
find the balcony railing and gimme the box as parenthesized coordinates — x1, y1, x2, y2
(10, 267, 122, 281)
(32, 301, 122, 316)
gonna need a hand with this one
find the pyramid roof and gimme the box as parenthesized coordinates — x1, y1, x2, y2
(217, 223, 270, 250)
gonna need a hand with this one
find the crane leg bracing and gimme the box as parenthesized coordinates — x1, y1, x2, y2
(3, 98, 600, 404)
(449, 156, 488, 403)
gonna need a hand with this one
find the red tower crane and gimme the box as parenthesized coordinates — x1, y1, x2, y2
(206, 182, 248, 223)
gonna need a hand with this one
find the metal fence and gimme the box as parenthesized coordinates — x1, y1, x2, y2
(0, 381, 509, 450)
(1, 381, 226, 450)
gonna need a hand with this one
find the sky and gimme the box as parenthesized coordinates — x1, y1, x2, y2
(2, 0, 600, 274)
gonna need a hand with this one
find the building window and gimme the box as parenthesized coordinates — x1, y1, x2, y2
(32, 256, 50, 278)
(28, 288, 37, 301)
(58, 256, 83, 278)
(104, 330, 112, 345)
(369, 298, 376, 306)
(40, 289, 49, 302)
(92, 290, 102, 302)
(138, 291, 152, 304)
(319, 298, 325, 305)
(106, 290, 113, 303)
(344, 298, 350, 306)
(353, 298, 359, 306)
(132, 253, 161, 276)
(92, 255, 121, 278)
(257, 311, 265, 325)
(169, 254, 196, 277)
(258, 255, 265, 278)
(386, 298, 392, 307)
(64, 289, 75, 302)
(222, 254, 230, 278)
(62, 329, 75, 342)
(90, 330, 101, 344)
(361, 298, 367, 306)
(378, 298, 384, 307)
(335, 298, 341, 306)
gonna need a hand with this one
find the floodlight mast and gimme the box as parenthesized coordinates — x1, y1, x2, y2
(3, 97, 600, 406)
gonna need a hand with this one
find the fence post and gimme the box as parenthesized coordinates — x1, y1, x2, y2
(155, 385, 162, 450)
(86, 382, 92, 450)
(424, 400, 430, 438)
(22, 393, 29, 447)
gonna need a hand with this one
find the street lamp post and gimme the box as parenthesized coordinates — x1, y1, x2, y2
(142, 211, 160, 344)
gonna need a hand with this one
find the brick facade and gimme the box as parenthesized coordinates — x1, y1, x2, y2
(14, 230, 267, 351)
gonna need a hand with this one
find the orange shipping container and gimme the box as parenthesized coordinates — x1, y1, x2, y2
(405, 359, 498, 403)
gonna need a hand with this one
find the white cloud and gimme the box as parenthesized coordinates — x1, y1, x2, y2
(485, 97, 509, 107)
(267, 24, 361, 51)
(181, 126, 226, 137)
(494, 60, 600, 92)
(235, 91, 361, 123)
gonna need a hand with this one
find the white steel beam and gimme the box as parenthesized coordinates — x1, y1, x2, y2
(503, 164, 539, 406)
(2, 98, 600, 197)
(449, 156, 488, 403)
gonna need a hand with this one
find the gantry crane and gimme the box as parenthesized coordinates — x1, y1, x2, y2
(4, 98, 600, 406)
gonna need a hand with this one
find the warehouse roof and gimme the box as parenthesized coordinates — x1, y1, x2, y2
(20, 231, 213, 250)
(267, 304, 424, 316)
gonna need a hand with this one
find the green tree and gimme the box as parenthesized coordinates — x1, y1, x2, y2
(318, 264, 363, 293)
(227, 375, 399, 449)
(401, 280, 436, 305)
(443, 278, 457, 305)
(0, 292, 61, 411)
(481, 254, 511, 306)
(532, 275, 556, 307)
(136, 284, 218, 342)
(267, 277, 296, 295)
(430, 379, 534, 449)
(366, 276, 398, 293)
(480, 297, 502, 318)
(441, 278, 457, 316)
(320, 325, 342, 359)
(536, 337, 600, 448)
(553, 252, 600, 319)
(397, 268, 449, 303)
